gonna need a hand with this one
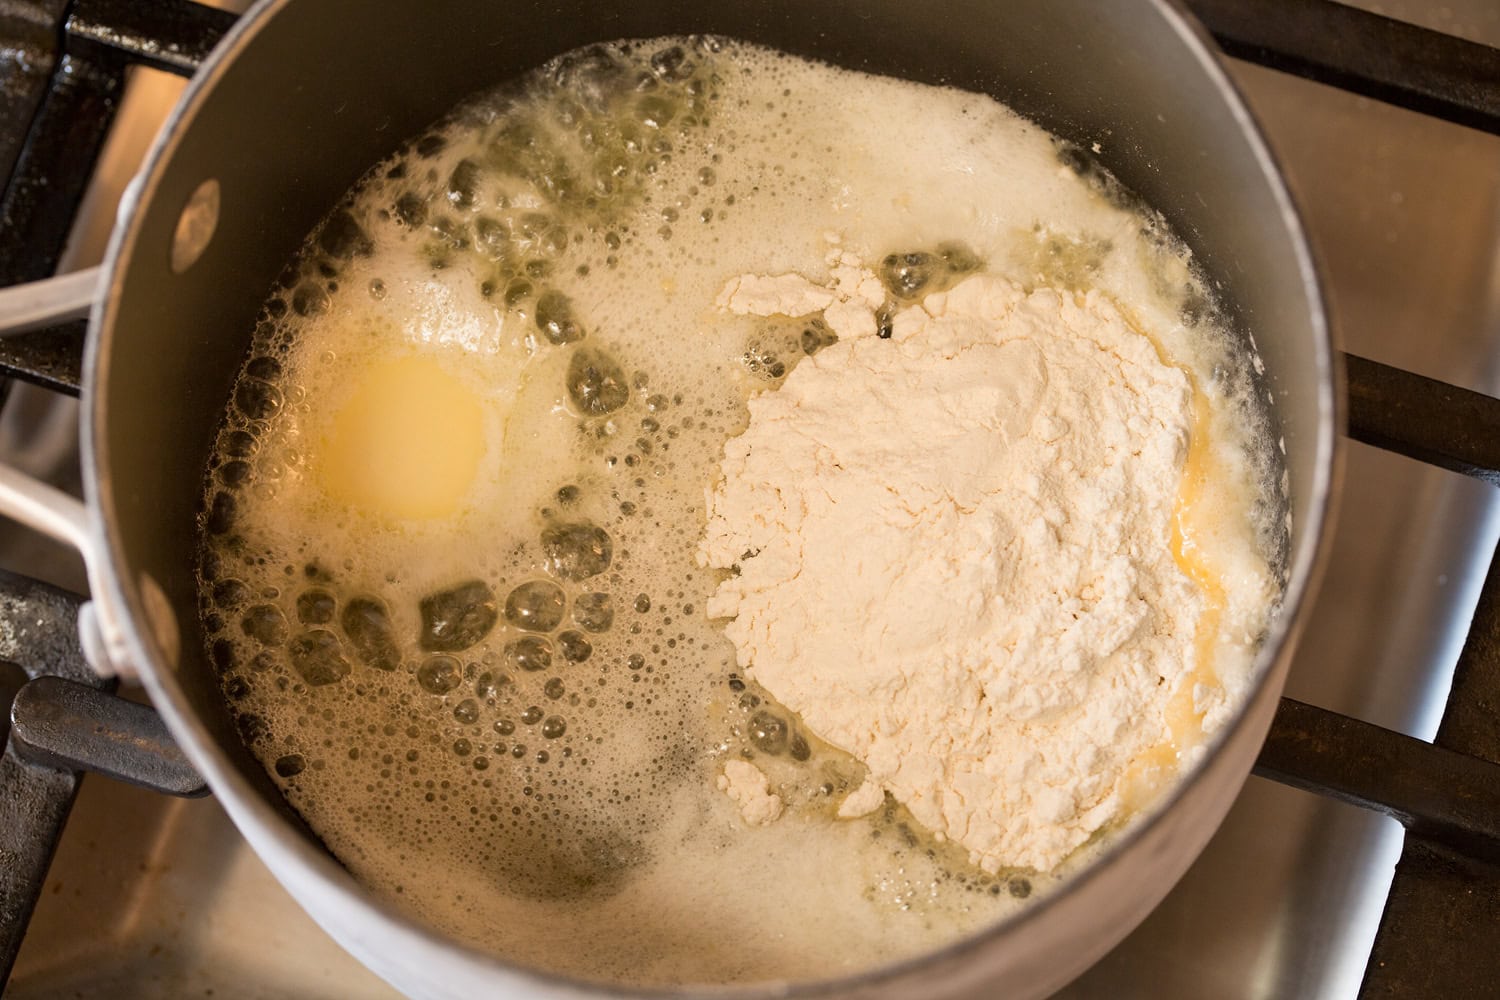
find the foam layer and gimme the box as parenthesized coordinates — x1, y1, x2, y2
(195, 37, 1284, 988)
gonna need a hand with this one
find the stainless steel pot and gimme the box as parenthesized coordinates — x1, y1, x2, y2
(0, 1, 1338, 996)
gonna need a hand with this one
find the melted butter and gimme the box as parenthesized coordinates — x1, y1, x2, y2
(313, 355, 487, 521)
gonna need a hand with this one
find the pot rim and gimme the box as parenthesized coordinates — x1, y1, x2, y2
(80, 0, 1342, 995)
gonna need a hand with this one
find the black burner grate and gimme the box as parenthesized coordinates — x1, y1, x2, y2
(0, 1, 1497, 996)
(0, 0, 234, 394)
(0, 574, 107, 986)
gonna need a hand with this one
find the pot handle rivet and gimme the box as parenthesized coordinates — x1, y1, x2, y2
(138, 572, 180, 670)
(171, 177, 220, 274)
(78, 600, 136, 680)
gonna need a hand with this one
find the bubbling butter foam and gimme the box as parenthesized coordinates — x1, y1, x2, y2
(196, 37, 1285, 987)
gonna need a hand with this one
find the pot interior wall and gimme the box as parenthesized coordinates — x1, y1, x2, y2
(95, 0, 1325, 890)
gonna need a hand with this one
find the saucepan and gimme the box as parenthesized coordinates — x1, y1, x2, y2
(0, 0, 1337, 996)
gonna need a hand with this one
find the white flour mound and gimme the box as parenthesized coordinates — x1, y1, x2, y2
(700, 271, 1205, 873)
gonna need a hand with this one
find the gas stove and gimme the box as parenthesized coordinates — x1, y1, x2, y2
(2, 2, 1498, 997)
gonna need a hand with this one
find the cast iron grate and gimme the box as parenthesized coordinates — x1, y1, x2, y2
(0, 0, 1495, 995)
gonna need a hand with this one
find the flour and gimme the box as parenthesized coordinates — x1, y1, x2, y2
(701, 268, 1209, 873)
(717, 273, 835, 317)
(837, 776, 886, 819)
(720, 243, 888, 341)
(717, 760, 785, 826)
